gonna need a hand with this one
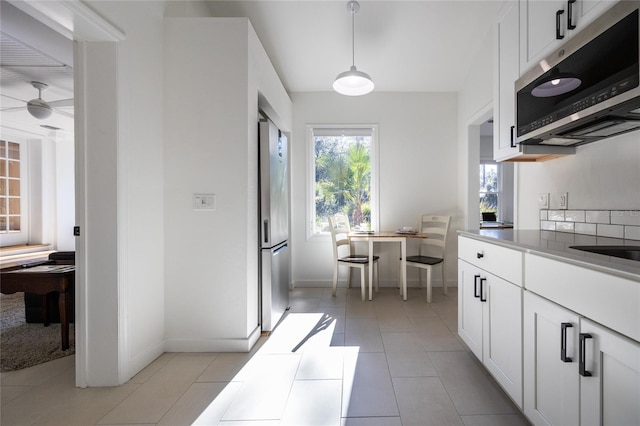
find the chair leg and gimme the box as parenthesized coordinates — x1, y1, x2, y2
(347, 267, 352, 289)
(442, 261, 447, 295)
(332, 263, 339, 297)
(360, 267, 366, 301)
(374, 262, 379, 293)
(418, 269, 423, 288)
(426, 266, 432, 303)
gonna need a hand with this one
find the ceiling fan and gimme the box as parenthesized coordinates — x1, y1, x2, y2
(1, 81, 73, 120)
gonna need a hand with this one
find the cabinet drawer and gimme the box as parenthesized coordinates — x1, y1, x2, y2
(458, 236, 523, 286)
(526, 253, 640, 342)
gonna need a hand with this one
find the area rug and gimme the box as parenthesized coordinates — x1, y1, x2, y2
(1, 292, 75, 372)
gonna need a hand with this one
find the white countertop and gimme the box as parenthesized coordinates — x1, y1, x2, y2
(458, 229, 640, 279)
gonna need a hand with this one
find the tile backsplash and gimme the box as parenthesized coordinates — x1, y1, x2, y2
(540, 210, 640, 241)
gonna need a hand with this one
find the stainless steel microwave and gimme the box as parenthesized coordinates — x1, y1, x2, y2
(515, 1, 640, 147)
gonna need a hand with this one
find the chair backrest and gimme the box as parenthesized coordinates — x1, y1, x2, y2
(482, 212, 497, 222)
(328, 214, 352, 261)
(418, 215, 451, 258)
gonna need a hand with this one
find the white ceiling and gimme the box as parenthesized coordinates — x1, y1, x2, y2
(0, 0, 503, 137)
(0, 0, 74, 137)
(206, 0, 503, 92)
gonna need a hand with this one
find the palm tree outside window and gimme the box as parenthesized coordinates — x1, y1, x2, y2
(479, 162, 499, 221)
(309, 126, 379, 236)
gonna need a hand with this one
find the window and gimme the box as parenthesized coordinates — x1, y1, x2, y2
(479, 162, 499, 220)
(308, 125, 378, 236)
(0, 140, 21, 233)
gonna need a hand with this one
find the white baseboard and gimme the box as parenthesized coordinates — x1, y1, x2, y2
(163, 325, 262, 353)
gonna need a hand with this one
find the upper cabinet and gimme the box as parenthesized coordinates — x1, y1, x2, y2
(519, 0, 616, 75)
(493, 1, 520, 161)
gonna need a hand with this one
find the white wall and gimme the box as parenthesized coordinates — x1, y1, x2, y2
(164, 17, 291, 351)
(457, 32, 494, 232)
(516, 134, 640, 228)
(290, 92, 459, 289)
(55, 137, 75, 251)
(76, 0, 167, 384)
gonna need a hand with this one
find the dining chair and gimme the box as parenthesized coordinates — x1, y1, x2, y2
(405, 214, 451, 303)
(328, 214, 379, 301)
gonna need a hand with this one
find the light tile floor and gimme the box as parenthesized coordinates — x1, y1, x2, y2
(1, 287, 531, 425)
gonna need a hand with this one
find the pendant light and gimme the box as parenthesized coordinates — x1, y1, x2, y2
(333, 1, 374, 96)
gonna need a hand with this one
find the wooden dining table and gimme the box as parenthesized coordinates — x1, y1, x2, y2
(348, 231, 428, 301)
(0, 264, 75, 350)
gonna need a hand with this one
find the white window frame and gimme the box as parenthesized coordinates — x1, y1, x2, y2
(479, 160, 502, 221)
(0, 138, 29, 246)
(306, 124, 379, 240)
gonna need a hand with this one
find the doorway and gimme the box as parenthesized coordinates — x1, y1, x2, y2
(465, 107, 515, 231)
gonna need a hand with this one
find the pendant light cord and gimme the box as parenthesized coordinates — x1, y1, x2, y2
(351, 7, 355, 67)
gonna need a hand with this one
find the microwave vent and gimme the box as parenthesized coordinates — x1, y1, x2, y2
(540, 137, 584, 146)
(568, 119, 640, 137)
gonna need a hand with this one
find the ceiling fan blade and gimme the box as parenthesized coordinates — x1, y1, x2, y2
(0, 106, 27, 112)
(0, 93, 28, 103)
(48, 98, 74, 107)
(53, 108, 74, 119)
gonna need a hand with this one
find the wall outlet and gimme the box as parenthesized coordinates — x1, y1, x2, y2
(193, 194, 216, 210)
(559, 192, 568, 209)
(538, 193, 549, 208)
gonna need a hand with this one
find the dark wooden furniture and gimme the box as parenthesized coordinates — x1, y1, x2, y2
(24, 251, 76, 323)
(1, 265, 75, 350)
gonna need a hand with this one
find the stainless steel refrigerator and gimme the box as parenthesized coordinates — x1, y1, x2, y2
(259, 119, 290, 332)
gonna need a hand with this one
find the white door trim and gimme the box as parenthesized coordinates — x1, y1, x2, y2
(8, 0, 124, 388)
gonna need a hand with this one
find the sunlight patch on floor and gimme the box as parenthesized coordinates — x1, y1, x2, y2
(192, 312, 359, 425)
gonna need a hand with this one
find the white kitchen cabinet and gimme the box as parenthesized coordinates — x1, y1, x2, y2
(579, 318, 640, 425)
(519, 0, 615, 74)
(523, 291, 580, 426)
(493, 0, 520, 161)
(524, 292, 640, 426)
(458, 236, 523, 407)
(458, 260, 484, 359)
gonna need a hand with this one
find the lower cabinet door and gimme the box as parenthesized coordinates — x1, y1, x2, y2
(458, 259, 483, 360)
(483, 272, 523, 408)
(523, 291, 579, 425)
(579, 318, 640, 425)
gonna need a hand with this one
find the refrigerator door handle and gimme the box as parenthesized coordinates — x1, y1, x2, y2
(263, 219, 270, 244)
(274, 242, 288, 254)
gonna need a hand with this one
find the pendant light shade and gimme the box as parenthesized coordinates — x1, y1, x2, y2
(333, 1, 374, 96)
(333, 65, 375, 96)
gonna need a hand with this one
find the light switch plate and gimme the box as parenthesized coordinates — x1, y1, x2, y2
(559, 192, 568, 210)
(193, 194, 216, 210)
(538, 193, 549, 208)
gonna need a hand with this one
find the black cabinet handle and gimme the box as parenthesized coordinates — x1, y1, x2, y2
(474, 274, 481, 298)
(556, 9, 565, 40)
(561, 322, 573, 362)
(479, 277, 487, 302)
(477, 252, 484, 259)
(510, 125, 516, 148)
(579, 333, 593, 376)
(567, 0, 577, 30)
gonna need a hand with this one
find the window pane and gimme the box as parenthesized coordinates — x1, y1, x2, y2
(0, 178, 5, 196)
(9, 198, 20, 214)
(8, 161, 19, 178)
(8, 180, 20, 196)
(314, 132, 372, 233)
(0, 141, 6, 158)
(0, 216, 6, 231)
(9, 216, 20, 231)
(479, 164, 498, 192)
(8, 142, 19, 160)
(479, 163, 499, 219)
(0, 198, 5, 215)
